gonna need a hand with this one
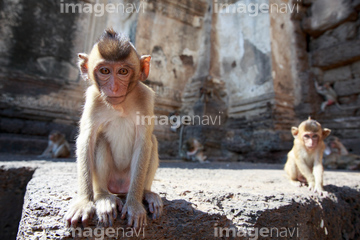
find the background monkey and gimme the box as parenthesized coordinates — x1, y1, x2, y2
(39, 130, 70, 158)
(65, 29, 162, 229)
(183, 138, 207, 163)
(284, 117, 331, 196)
(315, 81, 359, 112)
(324, 136, 360, 170)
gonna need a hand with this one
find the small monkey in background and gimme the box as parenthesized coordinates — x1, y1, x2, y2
(39, 131, 71, 158)
(183, 138, 207, 163)
(324, 136, 360, 170)
(284, 117, 331, 196)
(315, 81, 359, 112)
(325, 136, 348, 156)
(65, 29, 162, 229)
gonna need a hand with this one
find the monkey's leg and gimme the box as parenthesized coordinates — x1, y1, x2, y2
(284, 158, 302, 187)
(53, 145, 69, 158)
(296, 160, 316, 190)
(320, 101, 328, 112)
(93, 136, 123, 227)
(143, 135, 163, 220)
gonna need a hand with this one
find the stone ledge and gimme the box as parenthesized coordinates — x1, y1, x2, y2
(1, 160, 359, 239)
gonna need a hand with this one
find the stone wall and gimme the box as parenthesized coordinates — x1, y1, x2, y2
(0, 0, 359, 161)
(292, 0, 360, 154)
(0, 0, 92, 153)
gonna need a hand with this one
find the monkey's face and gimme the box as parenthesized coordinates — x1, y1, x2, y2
(302, 132, 319, 149)
(93, 53, 138, 105)
(291, 119, 331, 151)
(79, 46, 151, 106)
(49, 133, 60, 142)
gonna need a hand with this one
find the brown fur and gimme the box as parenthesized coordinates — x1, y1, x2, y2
(39, 131, 71, 158)
(98, 28, 133, 61)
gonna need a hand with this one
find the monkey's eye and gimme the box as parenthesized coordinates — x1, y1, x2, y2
(99, 68, 110, 74)
(313, 135, 319, 139)
(119, 68, 128, 75)
(304, 135, 310, 139)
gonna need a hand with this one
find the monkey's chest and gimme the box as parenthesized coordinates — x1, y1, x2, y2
(103, 117, 136, 167)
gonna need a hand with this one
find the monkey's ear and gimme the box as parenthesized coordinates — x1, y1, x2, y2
(322, 128, 331, 139)
(78, 53, 89, 81)
(140, 55, 151, 81)
(291, 127, 299, 138)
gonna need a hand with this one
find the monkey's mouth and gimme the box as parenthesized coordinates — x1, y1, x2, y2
(106, 96, 126, 105)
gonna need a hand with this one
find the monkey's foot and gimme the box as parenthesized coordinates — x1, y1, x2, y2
(64, 199, 95, 228)
(121, 198, 147, 229)
(290, 180, 302, 187)
(144, 191, 163, 220)
(95, 194, 123, 227)
(313, 186, 328, 197)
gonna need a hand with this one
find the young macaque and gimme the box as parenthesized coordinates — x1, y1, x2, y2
(39, 130, 71, 158)
(284, 117, 331, 196)
(65, 29, 162, 229)
(183, 138, 207, 163)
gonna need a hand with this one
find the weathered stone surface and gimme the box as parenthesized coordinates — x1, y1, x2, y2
(310, 21, 358, 51)
(3, 159, 358, 240)
(0, 166, 34, 240)
(311, 40, 360, 69)
(302, 0, 357, 36)
(323, 65, 352, 83)
(334, 78, 360, 96)
(351, 60, 360, 78)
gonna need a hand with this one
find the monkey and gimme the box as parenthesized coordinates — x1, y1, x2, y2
(314, 81, 359, 112)
(39, 130, 71, 158)
(183, 138, 207, 163)
(284, 117, 331, 196)
(326, 136, 348, 155)
(64, 29, 163, 229)
(324, 136, 360, 170)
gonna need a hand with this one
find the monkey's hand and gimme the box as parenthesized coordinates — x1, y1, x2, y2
(95, 194, 123, 227)
(144, 191, 163, 220)
(64, 198, 95, 228)
(121, 198, 147, 229)
(308, 181, 315, 191)
(314, 185, 328, 197)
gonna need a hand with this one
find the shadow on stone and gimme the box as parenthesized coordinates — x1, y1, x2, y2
(254, 184, 360, 240)
(65, 198, 237, 239)
(0, 167, 35, 240)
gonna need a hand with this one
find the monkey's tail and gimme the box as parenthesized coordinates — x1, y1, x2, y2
(335, 102, 360, 110)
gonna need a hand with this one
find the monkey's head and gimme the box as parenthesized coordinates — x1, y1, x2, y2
(78, 28, 151, 105)
(327, 136, 340, 149)
(49, 131, 64, 142)
(291, 117, 331, 151)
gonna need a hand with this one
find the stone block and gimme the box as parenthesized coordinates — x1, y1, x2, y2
(323, 66, 352, 83)
(310, 21, 358, 51)
(334, 78, 360, 96)
(7, 160, 360, 240)
(302, 0, 357, 36)
(311, 40, 360, 69)
(351, 60, 360, 78)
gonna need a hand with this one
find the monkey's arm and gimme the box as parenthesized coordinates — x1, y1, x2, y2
(75, 89, 102, 200)
(39, 141, 53, 157)
(314, 81, 325, 95)
(313, 153, 326, 195)
(121, 124, 153, 228)
(65, 88, 100, 227)
(295, 158, 315, 187)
